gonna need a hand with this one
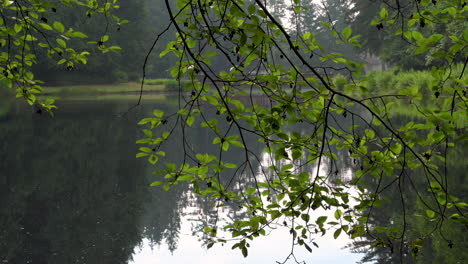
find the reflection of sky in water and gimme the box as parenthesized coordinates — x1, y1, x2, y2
(130, 232, 362, 264)
(130, 208, 363, 264)
(130, 150, 363, 264)
(3, 100, 465, 264)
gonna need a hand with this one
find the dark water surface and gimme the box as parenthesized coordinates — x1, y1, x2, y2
(0, 99, 363, 264)
(1, 98, 466, 264)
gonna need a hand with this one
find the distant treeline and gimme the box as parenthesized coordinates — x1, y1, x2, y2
(32, 0, 467, 85)
(33, 0, 177, 85)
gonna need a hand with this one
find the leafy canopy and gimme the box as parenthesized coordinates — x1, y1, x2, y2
(0, 0, 123, 112)
(1, 0, 466, 262)
(136, 0, 467, 260)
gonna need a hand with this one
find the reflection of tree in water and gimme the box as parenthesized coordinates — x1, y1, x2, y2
(140, 183, 188, 253)
(174, 108, 466, 263)
(166, 107, 367, 248)
(4, 100, 463, 263)
(0, 100, 291, 261)
(140, 106, 266, 248)
(179, 136, 360, 249)
(0, 103, 150, 263)
(346, 116, 468, 263)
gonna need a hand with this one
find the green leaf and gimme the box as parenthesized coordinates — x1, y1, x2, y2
(412, 31, 424, 41)
(445, 7, 457, 17)
(205, 50, 217, 57)
(351, 224, 365, 238)
(178, 109, 189, 115)
(224, 163, 237, 169)
(56, 38, 66, 48)
(316, 216, 327, 226)
(101, 35, 109, 42)
(14, 23, 22, 33)
(53, 21, 65, 33)
(222, 141, 230, 151)
(374, 226, 387, 233)
(333, 228, 342, 239)
(178, 174, 194, 181)
(162, 131, 170, 139)
(380, 8, 388, 19)
(390, 143, 402, 155)
(411, 239, 423, 257)
(248, 4, 256, 14)
(334, 209, 342, 220)
(230, 140, 244, 148)
(139, 147, 152, 153)
(342, 28, 352, 40)
(136, 152, 148, 158)
(277, 193, 285, 201)
(148, 155, 158, 164)
(24, 34, 37, 41)
(241, 246, 248, 257)
(304, 243, 312, 253)
(150, 181, 162, 186)
(153, 109, 164, 118)
(426, 210, 435, 218)
(246, 187, 256, 196)
(429, 181, 442, 192)
(437, 192, 447, 205)
(39, 23, 53, 31)
(365, 129, 375, 139)
(67, 31, 88, 38)
(165, 162, 177, 171)
(143, 129, 153, 138)
(186, 116, 195, 127)
(403, 30, 412, 40)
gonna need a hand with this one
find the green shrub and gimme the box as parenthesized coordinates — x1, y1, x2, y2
(332, 74, 348, 91)
(411, 71, 431, 92)
(373, 71, 395, 92)
(395, 72, 413, 91)
(365, 71, 377, 88)
(365, 67, 443, 95)
(142, 79, 189, 90)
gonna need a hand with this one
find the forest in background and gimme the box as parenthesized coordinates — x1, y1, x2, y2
(0, 0, 466, 263)
(27, 0, 466, 85)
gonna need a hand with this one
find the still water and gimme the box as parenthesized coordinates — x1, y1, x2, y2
(1, 98, 466, 263)
(0, 98, 363, 263)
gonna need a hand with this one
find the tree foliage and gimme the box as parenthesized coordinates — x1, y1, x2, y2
(135, 0, 467, 261)
(0, 0, 123, 112)
(2, 0, 467, 262)
(349, 0, 468, 69)
(31, 0, 151, 84)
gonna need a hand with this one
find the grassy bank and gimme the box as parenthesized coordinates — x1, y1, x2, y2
(41, 78, 195, 98)
(363, 64, 466, 95)
(43, 82, 165, 96)
(352, 65, 467, 128)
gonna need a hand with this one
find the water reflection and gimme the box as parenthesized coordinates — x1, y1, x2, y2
(0, 101, 150, 263)
(2, 99, 463, 263)
(345, 140, 468, 264)
(0, 99, 361, 263)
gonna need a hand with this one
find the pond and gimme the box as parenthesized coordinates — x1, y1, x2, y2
(0, 96, 466, 263)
